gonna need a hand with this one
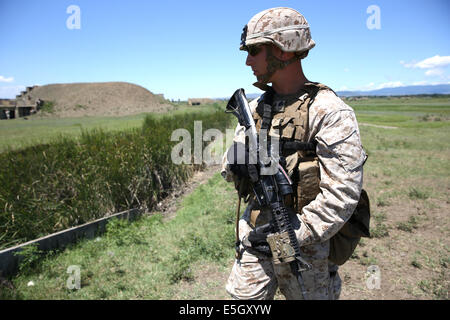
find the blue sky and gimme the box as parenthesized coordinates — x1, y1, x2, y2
(0, 0, 449, 100)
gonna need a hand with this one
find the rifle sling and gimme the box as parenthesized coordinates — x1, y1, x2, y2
(282, 140, 317, 152)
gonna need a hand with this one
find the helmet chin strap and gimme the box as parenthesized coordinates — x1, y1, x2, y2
(255, 45, 299, 88)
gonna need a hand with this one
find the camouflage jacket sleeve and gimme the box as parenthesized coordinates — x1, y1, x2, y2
(296, 90, 366, 246)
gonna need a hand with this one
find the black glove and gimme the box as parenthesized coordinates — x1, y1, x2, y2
(242, 223, 275, 257)
(233, 176, 252, 199)
(229, 162, 250, 178)
(230, 163, 259, 182)
(227, 142, 259, 182)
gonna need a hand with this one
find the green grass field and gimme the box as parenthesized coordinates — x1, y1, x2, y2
(348, 95, 450, 129)
(1, 95, 449, 300)
(0, 103, 223, 153)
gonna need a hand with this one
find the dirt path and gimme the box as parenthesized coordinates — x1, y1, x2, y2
(154, 164, 222, 222)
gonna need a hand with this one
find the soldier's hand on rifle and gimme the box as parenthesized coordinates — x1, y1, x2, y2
(227, 142, 258, 198)
(242, 223, 274, 257)
(232, 176, 252, 199)
(227, 142, 259, 182)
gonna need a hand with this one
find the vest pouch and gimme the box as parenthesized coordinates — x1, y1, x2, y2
(297, 158, 321, 212)
(280, 117, 296, 139)
(329, 189, 371, 265)
(328, 224, 361, 266)
(268, 116, 295, 139)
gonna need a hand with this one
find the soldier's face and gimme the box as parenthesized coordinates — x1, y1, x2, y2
(245, 45, 269, 82)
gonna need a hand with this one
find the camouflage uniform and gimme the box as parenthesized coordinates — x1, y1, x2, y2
(222, 88, 365, 300)
(221, 7, 366, 300)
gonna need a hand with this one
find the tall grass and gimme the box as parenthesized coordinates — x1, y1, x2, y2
(0, 109, 231, 250)
(0, 173, 236, 299)
(0, 102, 225, 153)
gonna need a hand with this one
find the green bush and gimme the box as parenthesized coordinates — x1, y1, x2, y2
(13, 243, 43, 274)
(40, 101, 55, 113)
(0, 110, 231, 249)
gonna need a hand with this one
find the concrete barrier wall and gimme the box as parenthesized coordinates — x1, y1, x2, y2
(0, 208, 142, 278)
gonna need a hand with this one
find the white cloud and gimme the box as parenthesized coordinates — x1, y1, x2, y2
(376, 81, 404, 89)
(425, 68, 445, 77)
(400, 60, 415, 68)
(360, 82, 404, 91)
(412, 80, 450, 86)
(0, 75, 14, 83)
(413, 55, 450, 69)
(401, 55, 450, 79)
(412, 81, 428, 86)
(402, 55, 450, 69)
(346, 81, 404, 92)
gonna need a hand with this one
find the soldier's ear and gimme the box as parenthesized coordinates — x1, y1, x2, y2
(280, 50, 295, 62)
(270, 45, 282, 58)
(271, 45, 294, 61)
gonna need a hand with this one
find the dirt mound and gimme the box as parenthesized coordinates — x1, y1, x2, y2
(28, 82, 173, 117)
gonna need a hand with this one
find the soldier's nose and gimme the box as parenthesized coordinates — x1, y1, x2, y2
(246, 54, 253, 66)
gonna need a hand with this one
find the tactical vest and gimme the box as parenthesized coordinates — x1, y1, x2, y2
(253, 82, 328, 213)
(252, 82, 371, 265)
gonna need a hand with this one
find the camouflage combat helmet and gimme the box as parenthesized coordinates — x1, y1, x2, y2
(240, 7, 315, 54)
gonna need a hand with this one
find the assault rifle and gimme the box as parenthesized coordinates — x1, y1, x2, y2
(225, 88, 312, 299)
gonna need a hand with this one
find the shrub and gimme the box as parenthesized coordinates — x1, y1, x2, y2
(0, 110, 232, 249)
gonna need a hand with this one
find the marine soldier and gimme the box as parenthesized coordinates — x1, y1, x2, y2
(221, 7, 368, 300)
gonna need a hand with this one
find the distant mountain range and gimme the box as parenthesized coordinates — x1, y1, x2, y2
(234, 84, 450, 100)
(336, 84, 450, 97)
